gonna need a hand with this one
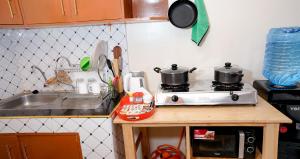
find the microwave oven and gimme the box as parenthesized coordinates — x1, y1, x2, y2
(191, 127, 256, 159)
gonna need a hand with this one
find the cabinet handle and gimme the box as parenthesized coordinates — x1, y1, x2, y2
(5, 145, 12, 159)
(21, 144, 29, 159)
(73, 0, 78, 15)
(60, 0, 65, 15)
(6, 0, 14, 18)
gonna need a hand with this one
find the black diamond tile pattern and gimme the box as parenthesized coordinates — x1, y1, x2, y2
(0, 24, 128, 101)
(0, 118, 125, 159)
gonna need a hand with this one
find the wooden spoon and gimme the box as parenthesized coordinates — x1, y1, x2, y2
(113, 46, 122, 59)
(112, 46, 123, 93)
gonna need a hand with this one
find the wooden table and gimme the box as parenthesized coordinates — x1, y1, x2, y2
(114, 97, 292, 159)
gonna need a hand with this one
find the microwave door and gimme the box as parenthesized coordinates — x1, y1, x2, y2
(238, 130, 245, 159)
(194, 133, 239, 157)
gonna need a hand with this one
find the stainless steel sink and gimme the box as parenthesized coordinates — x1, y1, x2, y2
(61, 96, 103, 109)
(0, 91, 103, 110)
(0, 93, 60, 109)
(0, 91, 115, 116)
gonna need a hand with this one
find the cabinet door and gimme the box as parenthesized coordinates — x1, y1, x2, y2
(0, 134, 22, 159)
(0, 0, 23, 24)
(19, 0, 71, 24)
(72, 0, 123, 21)
(18, 133, 83, 159)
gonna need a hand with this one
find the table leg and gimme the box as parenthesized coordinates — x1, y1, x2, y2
(262, 124, 279, 159)
(185, 126, 191, 159)
(122, 125, 136, 159)
(140, 127, 150, 159)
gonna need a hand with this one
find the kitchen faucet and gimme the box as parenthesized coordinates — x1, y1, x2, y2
(31, 65, 48, 87)
(55, 56, 76, 89)
(56, 56, 73, 67)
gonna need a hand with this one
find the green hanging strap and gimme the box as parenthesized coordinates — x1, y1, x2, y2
(192, 0, 209, 45)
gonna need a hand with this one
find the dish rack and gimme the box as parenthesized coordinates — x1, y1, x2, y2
(55, 64, 110, 96)
(55, 64, 98, 73)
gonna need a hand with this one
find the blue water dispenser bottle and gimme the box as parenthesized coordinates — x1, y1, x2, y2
(263, 27, 300, 86)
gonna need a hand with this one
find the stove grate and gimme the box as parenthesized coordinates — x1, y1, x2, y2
(161, 84, 189, 92)
(212, 81, 244, 91)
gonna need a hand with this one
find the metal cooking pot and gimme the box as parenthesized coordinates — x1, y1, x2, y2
(154, 64, 197, 85)
(214, 62, 244, 84)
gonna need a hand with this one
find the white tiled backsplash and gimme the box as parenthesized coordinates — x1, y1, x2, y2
(0, 24, 128, 100)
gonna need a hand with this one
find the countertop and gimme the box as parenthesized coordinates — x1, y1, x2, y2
(114, 96, 292, 125)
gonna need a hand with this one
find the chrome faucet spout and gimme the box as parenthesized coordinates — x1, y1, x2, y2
(56, 56, 72, 67)
(31, 65, 48, 87)
(55, 56, 76, 89)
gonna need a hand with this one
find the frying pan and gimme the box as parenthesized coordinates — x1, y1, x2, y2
(168, 0, 198, 28)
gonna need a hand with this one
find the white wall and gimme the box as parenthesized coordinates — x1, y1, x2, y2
(126, 0, 300, 93)
(126, 0, 300, 156)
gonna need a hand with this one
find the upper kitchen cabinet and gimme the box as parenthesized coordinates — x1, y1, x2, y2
(0, 0, 168, 27)
(18, 0, 122, 25)
(19, 0, 72, 24)
(0, 0, 23, 24)
(72, 0, 123, 22)
(123, 0, 168, 21)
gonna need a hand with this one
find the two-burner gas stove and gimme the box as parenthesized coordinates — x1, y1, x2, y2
(155, 80, 257, 106)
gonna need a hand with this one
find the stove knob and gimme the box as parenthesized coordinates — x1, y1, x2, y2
(247, 137, 255, 143)
(231, 94, 239, 101)
(246, 147, 255, 153)
(171, 95, 179, 102)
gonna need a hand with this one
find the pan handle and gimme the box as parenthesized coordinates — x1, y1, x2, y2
(239, 73, 244, 78)
(154, 67, 161, 73)
(189, 67, 197, 73)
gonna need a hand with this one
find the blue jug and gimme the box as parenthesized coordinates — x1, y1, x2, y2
(263, 27, 300, 86)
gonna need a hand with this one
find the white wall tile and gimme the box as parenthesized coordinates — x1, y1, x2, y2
(0, 24, 128, 100)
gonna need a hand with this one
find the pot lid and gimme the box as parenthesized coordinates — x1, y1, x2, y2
(161, 64, 189, 74)
(215, 62, 243, 73)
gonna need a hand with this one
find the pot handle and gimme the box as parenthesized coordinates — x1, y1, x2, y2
(154, 67, 161, 73)
(231, 72, 244, 77)
(189, 67, 197, 73)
